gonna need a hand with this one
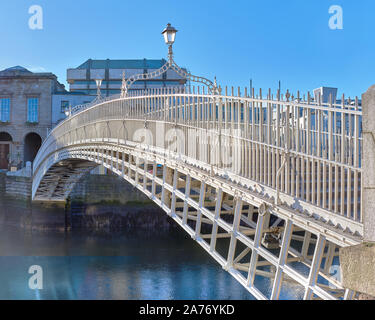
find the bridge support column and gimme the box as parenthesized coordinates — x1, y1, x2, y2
(339, 85, 375, 299)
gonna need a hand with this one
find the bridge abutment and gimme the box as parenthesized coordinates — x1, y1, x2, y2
(339, 85, 375, 299)
(340, 243, 375, 299)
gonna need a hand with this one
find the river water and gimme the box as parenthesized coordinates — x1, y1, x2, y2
(0, 224, 257, 300)
(0, 203, 305, 300)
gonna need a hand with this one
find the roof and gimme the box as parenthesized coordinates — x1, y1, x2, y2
(313, 87, 338, 91)
(0, 66, 33, 76)
(3, 66, 31, 73)
(54, 91, 92, 96)
(0, 65, 57, 79)
(0, 66, 66, 93)
(76, 59, 167, 70)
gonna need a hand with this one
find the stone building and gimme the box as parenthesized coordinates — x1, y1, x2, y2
(0, 66, 65, 170)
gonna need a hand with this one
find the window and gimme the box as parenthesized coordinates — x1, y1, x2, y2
(61, 101, 69, 113)
(27, 97, 39, 123)
(0, 98, 10, 122)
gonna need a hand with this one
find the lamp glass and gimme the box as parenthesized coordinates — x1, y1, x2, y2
(163, 30, 176, 45)
(168, 31, 176, 44)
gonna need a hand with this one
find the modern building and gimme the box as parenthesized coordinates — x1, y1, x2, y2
(312, 86, 361, 105)
(67, 59, 187, 96)
(313, 87, 338, 104)
(0, 66, 65, 170)
(52, 92, 95, 127)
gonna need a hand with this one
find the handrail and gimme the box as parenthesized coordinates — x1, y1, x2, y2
(34, 89, 363, 224)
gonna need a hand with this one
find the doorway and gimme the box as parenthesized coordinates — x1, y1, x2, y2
(0, 132, 12, 170)
(24, 132, 42, 164)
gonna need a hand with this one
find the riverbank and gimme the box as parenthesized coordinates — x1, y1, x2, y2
(0, 172, 176, 232)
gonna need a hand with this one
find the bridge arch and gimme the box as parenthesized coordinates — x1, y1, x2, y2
(31, 90, 363, 300)
(0, 132, 12, 141)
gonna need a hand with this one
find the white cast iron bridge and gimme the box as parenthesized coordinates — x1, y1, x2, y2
(32, 86, 363, 300)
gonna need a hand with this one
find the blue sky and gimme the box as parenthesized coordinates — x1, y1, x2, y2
(0, 0, 373, 97)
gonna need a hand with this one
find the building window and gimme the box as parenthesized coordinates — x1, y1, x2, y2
(0, 98, 10, 122)
(61, 101, 69, 113)
(27, 97, 39, 123)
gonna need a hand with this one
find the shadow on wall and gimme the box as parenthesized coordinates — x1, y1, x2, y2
(0, 132, 12, 170)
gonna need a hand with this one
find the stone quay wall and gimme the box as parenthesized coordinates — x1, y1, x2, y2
(0, 172, 175, 231)
(68, 173, 175, 230)
(5, 176, 32, 198)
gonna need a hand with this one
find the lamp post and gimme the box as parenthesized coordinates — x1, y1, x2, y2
(95, 79, 103, 99)
(162, 23, 177, 62)
(121, 23, 218, 97)
(64, 104, 72, 118)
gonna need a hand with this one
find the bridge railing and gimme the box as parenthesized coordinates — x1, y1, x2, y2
(70, 93, 122, 116)
(34, 86, 363, 225)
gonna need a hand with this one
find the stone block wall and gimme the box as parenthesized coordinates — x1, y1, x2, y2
(70, 173, 150, 205)
(68, 173, 174, 229)
(362, 85, 375, 241)
(0, 172, 5, 193)
(0, 171, 174, 231)
(5, 176, 31, 198)
(0, 76, 54, 166)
